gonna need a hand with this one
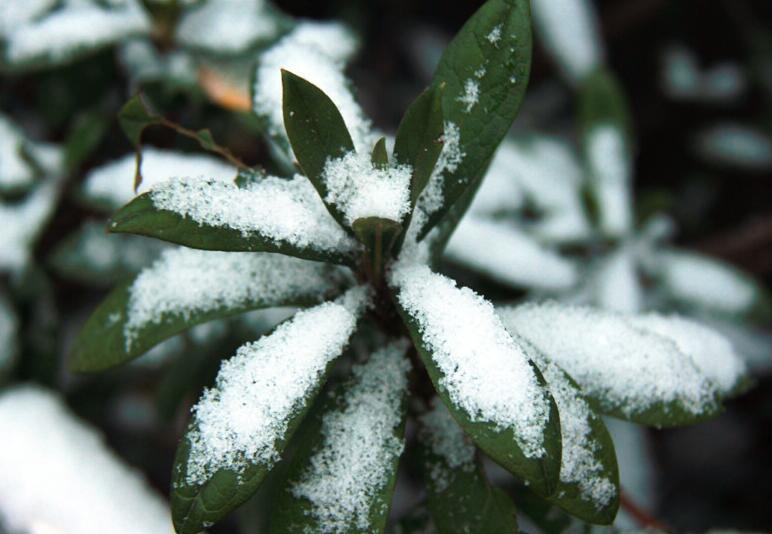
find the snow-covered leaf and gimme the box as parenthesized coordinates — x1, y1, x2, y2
(419, 399, 520, 534)
(0, 114, 37, 195)
(693, 123, 772, 171)
(70, 249, 350, 372)
(413, 0, 533, 239)
(499, 302, 722, 427)
(389, 263, 562, 495)
(80, 147, 237, 212)
(108, 175, 360, 265)
(444, 217, 578, 291)
(171, 289, 369, 533)
(268, 341, 411, 534)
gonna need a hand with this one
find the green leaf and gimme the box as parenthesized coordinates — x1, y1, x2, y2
(64, 111, 110, 171)
(371, 136, 389, 169)
(393, 84, 445, 206)
(118, 94, 159, 147)
(419, 400, 519, 533)
(578, 67, 632, 144)
(281, 69, 355, 229)
(69, 251, 347, 372)
(509, 487, 575, 534)
(268, 341, 410, 534)
(108, 193, 358, 266)
(352, 217, 403, 284)
(417, 0, 533, 238)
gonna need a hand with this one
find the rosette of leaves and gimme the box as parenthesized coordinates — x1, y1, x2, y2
(70, 2, 747, 533)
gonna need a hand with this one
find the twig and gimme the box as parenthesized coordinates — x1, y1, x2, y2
(620, 489, 670, 531)
(156, 115, 249, 171)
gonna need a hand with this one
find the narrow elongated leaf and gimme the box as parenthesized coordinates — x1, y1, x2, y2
(108, 176, 360, 266)
(172, 291, 368, 533)
(70, 249, 349, 372)
(282, 69, 355, 230)
(269, 341, 411, 533)
(419, 399, 519, 533)
(416, 0, 533, 238)
(389, 264, 561, 495)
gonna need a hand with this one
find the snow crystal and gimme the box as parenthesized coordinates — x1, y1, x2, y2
(457, 79, 480, 113)
(124, 248, 347, 348)
(531, 0, 605, 83)
(631, 314, 746, 394)
(252, 22, 373, 153)
(445, 217, 578, 291)
(3, 0, 150, 65)
(0, 115, 34, 191)
(530, 352, 616, 508)
(419, 398, 476, 491)
(82, 148, 237, 210)
(321, 150, 412, 225)
(486, 25, 502, 45)
(499, 302, 718, 419)
(592, 248, 642, 313)
(185, 290, 367, 485)
(694, 123, 772, 170)
(654, 250, 757, 314)
(389, 263, 550, 457)
(145, 175, 359, 255)
(587, 125, 632, 237)
(0, 293, 18, 374)
(0, 386, 171, 534)
(175, 0, 278, 54)
(291, 341, 411, 532)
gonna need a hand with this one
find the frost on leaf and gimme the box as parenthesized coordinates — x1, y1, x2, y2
(531, 0, 605, 83)
(499, 302, 720, 424)
(321, 150, 412, 226)
(586, 125, 632, 237)
(145, 175, 359, 255)
(0, 386, 172, 534)
(253, 22, 374, 153)
(82, 148, 237, 211)
(419, 398, 476, 492)
(175, 0, 279, 55)
(124, 248, 348, 349)
(445, 217, 578, 291)
(289, 340, 411, 533)
(389, 263, 550, 458)
(184, 289, 368, 485)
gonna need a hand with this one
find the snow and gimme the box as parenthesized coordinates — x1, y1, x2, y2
(124, 248, 347, 349)
(418, 398, 476, 491)
(184, 289, 367, 485)
(531, 0, 605, 83)
(694, 123, 772, 170)
(630, 314, 746, 394)
(0, 386, 172, 534)
(592, 248, 643, 313)
(82, 148, 237, 210)
(499, 302, 718, 419)
(654, 250, 758, 315)
(445, 217, 578, 291)
(389, 263, 550, 457)
(486, 24, 503, 45)
(144, 175, 359, 256)
(530, 352, 617, 509)
(587, 125, 632, 237)
(175, 0, 278, 54)
(0, 293, 18, 375)
(662, 45, 746, 103)
(252, 22, 374, 153)
(0, 0, 56, 37)
(291, 340, 411, 532)
(0, 114, 35, 191)
(321, 150, 412, 226)
(3, 0, 150, 65)
(457, 79, 480, 113)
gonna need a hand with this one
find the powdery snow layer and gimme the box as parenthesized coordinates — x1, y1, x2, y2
(0, 0, 56, 37)
(530, 0, 605, 83)
(630, 314, 746, 394)
(694, 123, 772, 170)
(175, 0, 278, 54)
(0, 386, 172, 534)
(499, 302, 719, 418)
(184, 288, 368, 485)
(4, 0, 150, 65)
(445, 217, 578, 291)
(0, 114, 35, 190)
(591, 248, 642, 313)
(124, 248, 347, 348)
(389, 263, 550, 458)
(418, 398, 476, 492)
(586, 125, 632, 237)
(321, 151, 412, 225)
(83, 148, 237, 210)
(252, 22, 373, 152)
(530, 353, 616, 509)
(654, 250, 758, 314)
(291, 340, 411, 533)
(146, 175, 359, 255)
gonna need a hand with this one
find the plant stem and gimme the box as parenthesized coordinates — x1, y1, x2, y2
(157, 116, 249, 170)
(620, 490, 670, 531)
